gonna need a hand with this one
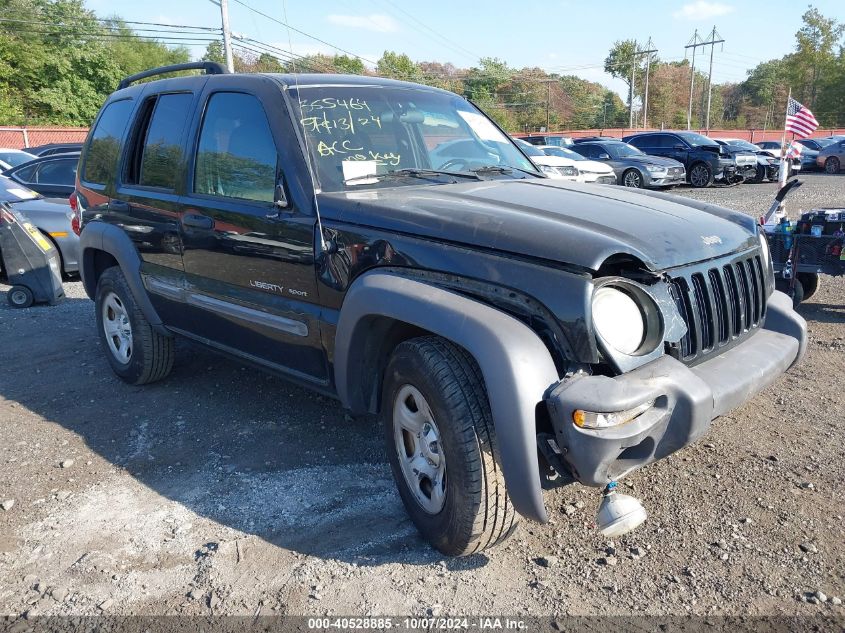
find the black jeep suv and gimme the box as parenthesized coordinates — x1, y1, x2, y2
(73, 62, 807, 556)
(623, 131, 741, 187)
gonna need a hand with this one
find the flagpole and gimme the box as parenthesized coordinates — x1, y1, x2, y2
(779, 88, 791, 189)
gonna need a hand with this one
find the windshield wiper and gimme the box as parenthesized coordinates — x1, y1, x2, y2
(471, 164, 539, 178)
(344, 168, 482, 185)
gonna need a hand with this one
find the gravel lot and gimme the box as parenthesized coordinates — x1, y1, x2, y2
(1, 174, 843, 621)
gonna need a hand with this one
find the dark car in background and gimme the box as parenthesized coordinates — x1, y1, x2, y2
(623, 131, 740, 188)
(0, 175, 78, 275)
(0, 148, 37, 171)
(4, 153, 79, 198)
(571, 139, 686, 189)
(26, 142, 84, 157)
(816, 137, 845, 173)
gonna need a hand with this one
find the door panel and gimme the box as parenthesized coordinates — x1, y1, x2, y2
(178, 89, 326, 382)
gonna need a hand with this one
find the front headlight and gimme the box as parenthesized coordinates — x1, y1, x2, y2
(592, 286, 647, 355)
(557, 166, 579, 177)
(539, 164, 558, 176)
(645, 164, 667, 174)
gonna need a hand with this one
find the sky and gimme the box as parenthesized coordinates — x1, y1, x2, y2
(84, 0, 845, 99)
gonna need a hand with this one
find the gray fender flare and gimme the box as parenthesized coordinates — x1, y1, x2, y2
(334, 271, 560, 523)
(79, 222, 169, 336)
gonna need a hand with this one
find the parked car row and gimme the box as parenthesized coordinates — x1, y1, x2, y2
(515, 130, 844, 189)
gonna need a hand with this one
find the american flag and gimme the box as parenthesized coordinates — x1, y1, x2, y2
(786, 142, 803, 160)
(785, 97, 819, 136)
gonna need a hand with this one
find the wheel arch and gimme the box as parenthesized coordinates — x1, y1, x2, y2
(79, 222, 169, 336)
(334, 271, 560, 523)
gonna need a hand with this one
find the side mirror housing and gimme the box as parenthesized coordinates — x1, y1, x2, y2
(598, 153, 611, 160)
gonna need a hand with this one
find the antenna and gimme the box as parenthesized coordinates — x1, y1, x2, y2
(282, 0, 328, 252)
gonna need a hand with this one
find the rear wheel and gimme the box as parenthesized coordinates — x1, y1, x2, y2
(796, 273, 820, 301)
(689, 162, 713, 188)
(383, 336, 517, 556)
(7, 285, 34, 308)
(825, 157, 840, 174)
(775, 276, 805, 308)
(622, 169, 643, 188)
(95, 266, 174, 385)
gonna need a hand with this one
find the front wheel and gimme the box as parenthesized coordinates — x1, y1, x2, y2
(622, 169, 644, 188)
(95, 266, 175, 385)
(825, 157, 840, 174)
(689, 163, 713, 188)
(383, 336, 517, 556)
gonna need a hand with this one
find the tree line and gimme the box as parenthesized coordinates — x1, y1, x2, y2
(1, 0, 842, 132)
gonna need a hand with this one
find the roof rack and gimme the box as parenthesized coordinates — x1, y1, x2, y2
(118, 61, 228, 90)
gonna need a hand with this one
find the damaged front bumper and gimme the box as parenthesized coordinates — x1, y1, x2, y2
(544, 290, 806, 487)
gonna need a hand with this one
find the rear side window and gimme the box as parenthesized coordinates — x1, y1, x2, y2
(194, 93, 277, 203)
(83, 99, 133, 185)
(576, 144, 599, 159)
(12, 163, 37, 182)
(137, 93, 193, 190)
(36, 159, 77, 185)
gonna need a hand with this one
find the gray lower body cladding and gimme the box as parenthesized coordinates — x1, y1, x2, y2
(544, 290, 806, 487)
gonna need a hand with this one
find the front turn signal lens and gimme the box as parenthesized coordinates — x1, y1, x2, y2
(572, 400, 655, 429)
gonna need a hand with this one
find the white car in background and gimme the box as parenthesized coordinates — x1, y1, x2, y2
(0, 148, 37, 172)
(513, 138, 580, 180)
(538, 145, 618, 185)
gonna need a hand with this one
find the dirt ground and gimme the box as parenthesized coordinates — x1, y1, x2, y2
(1, 175, 843, 621)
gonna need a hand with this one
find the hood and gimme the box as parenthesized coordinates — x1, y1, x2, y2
(319, 178, 759, 272)
(532, 155, 578, 168)
(616, 155, 685, 168)
(576, 160, 614, 174)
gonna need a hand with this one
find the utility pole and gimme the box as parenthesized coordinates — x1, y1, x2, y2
(685, 30, 702, 130)
(640, 37, 657, 129)
(703, 26, 725, 131)
(629, 41, 637, 129)
(213, 0, 235, 73)
(546, 81, 551, 132)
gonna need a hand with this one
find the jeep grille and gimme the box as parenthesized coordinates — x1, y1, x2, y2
(667, 251, 767, 364)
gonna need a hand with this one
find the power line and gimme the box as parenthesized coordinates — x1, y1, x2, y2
(229, 0, 378, 66)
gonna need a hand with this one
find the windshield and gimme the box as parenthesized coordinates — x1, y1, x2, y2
(542, 146, 586, 161)
(0, 150, 36, 168)
(677, 132, 718, 147)
(514, 138, 545, 157)
(289, 85, 538, 192)
(0, 175, 39, 202)
(814, 138, 837, 148)
(607, 143, 645, 159)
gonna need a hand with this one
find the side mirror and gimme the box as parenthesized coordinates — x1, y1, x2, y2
(274, 175, 289, 209)
(598, 153, 611, 160)
(674, 144, 686, 150)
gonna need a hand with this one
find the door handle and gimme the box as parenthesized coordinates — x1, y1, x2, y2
(182, 214, 214, 230)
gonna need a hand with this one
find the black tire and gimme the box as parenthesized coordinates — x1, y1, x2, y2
(825, 157, 840, 174)
(382, 336, 517, 556)
(752, 165, 766, 184)
(95, 266, 174, 385)
(775, 276, 805, 308)
(621, 169, 644, 188)
(796, 273, 820, 301)
(689, 162, 713, 188)
(7, 285, 34, 308)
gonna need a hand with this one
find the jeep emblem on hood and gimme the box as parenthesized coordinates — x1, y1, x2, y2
(701, 235, 723, 246)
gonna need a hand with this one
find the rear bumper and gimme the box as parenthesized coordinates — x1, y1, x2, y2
(545, 290, 806, 487)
